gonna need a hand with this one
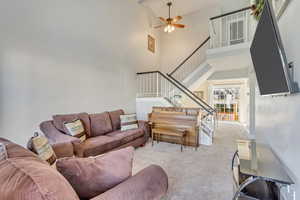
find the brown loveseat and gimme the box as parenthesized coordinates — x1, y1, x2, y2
(0, 138, 168, 200)
(40, 109, 149, 158)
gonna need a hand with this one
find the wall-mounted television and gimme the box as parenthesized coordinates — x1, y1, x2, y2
(250, 0, 295, 96)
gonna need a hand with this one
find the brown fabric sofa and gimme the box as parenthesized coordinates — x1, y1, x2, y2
(0, 138, 168, 200)
(40, 109, 150, 158)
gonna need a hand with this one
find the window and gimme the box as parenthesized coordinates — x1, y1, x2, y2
(229, 20, 245, 45)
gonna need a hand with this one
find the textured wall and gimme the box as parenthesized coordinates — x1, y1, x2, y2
(0, 0, 160, 146)
(255, 0, 300, 196)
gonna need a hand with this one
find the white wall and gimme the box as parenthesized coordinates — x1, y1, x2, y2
(219, 0, 250, 13)
(0, 0, 160, 146)
(159, 6, 219, 73)
(136, 97, 173, 121)
(254, 0, 300, 196)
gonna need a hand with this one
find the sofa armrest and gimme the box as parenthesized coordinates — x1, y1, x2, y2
(138, 120, 150, 140)
(40, 121, 81, 158)
(91, 165, 168, 200)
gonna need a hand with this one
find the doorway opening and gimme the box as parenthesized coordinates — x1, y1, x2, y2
(212, 86, 241, 122)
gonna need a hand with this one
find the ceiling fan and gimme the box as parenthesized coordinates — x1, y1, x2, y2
(155, 2, 185, 33)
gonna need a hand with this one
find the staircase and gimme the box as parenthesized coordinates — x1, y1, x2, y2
(136, 6, 253, 145)
(137, 70, 216, 145)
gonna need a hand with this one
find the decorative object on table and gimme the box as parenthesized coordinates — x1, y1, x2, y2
(0, 143, 7, 161)
(64, 119, 86, 142)
(155, 2, 185, 33)
(148, 35, 155, 53)
(120, 114, 138, 131)
(27, 132, 57, 165)
(251, 0, 265, 20)
(56, 147, 134, 199)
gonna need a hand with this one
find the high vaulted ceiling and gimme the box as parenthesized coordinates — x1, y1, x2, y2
(139, 0, 219, 17)
(138, 0, 250, 18)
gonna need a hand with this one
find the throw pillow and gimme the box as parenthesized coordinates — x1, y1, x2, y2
(56, 146, 134, 199)
(0, 143, 7, 161)
(120, 114, 138, 131)
(64, 119, 86, 142)
(28, 132, 57, 165)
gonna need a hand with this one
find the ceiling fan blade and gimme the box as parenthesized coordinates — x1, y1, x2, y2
(159, 17, 167, 23)
(173, 24, 185, 28)
(154, 25, 165, 29)
(172, 16, 183, 23)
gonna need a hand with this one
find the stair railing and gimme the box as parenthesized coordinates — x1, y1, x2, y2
(137, 70, 217, 144)
(137, 71, 213, 112)
(169, 37, 211, 83)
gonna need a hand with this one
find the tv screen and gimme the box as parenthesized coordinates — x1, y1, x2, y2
(250, 0, 293, 95)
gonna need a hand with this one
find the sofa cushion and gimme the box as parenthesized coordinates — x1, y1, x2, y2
(56, 147, 134, 199)
(107, 128, 144, 145)
(108, 109, 125, 131)
(53, 112, 91, 137)
(0, 138, 79, 200)
(89, 112, 113, 137)
(81, 136, 121, 157)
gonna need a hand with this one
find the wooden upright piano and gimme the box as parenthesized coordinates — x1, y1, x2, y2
(149, 107, 200, 149)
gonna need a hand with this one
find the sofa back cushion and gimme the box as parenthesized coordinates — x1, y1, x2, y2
(53, 112, 91, 137)
(109, 109, 125, 131)
(89, 112, 113, 137)
(56, 146, 134, 199)
(0, 138, 80, 200)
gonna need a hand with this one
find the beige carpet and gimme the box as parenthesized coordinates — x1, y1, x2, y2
(133, 123, 247, 200)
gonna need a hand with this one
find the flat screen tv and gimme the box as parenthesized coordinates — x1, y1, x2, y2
(250, 0, 294, 96)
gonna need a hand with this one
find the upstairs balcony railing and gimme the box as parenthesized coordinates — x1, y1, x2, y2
(209, 7, 252, 49)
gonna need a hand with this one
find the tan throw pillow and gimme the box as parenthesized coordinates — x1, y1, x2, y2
(56, 147, 134, 199)
(28, 133, 57, 165)
(120, 114, 138, 131)
(0, 143, 7, 161)
(64, 119, 86, 142)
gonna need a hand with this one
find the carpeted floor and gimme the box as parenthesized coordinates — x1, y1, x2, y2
(133, 122, 248, 200)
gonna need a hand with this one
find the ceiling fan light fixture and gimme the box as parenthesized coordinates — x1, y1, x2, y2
(164, 24, 175, 33)
(156, 1, 184, 33)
